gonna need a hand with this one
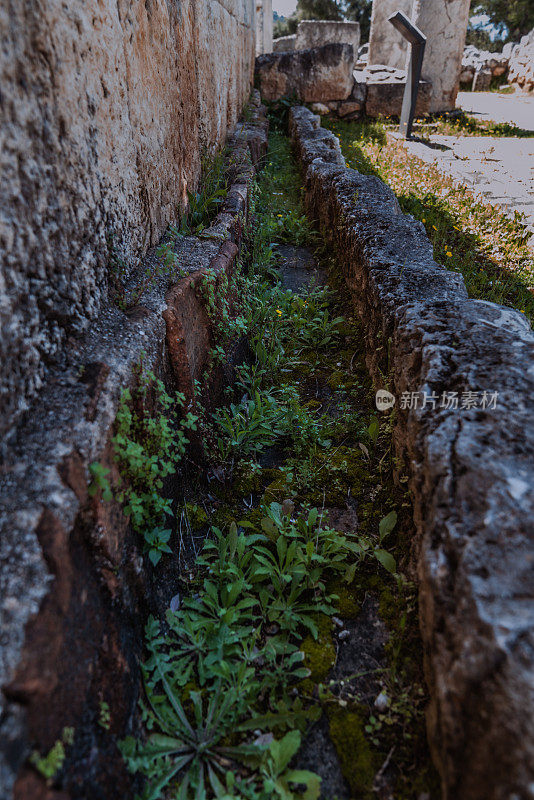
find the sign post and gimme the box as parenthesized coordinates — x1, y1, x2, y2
(388, 10, 426, 139)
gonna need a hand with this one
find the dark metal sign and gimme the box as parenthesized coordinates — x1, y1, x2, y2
(388, 10, 426, 139)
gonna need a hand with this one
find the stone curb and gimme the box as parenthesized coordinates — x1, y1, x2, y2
(0, 92, 268, 800)
(289, 105, 534, 800)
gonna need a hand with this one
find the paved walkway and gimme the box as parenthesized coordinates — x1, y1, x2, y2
(398, 91, 534, 246)
(400, 135, 534, 241)
(457, 91, 534, 132)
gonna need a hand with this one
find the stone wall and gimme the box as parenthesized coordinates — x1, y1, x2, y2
(0, 95, 268, 800)
(0, 0, 256, 443)
(289, 105, 534, 800)
(508, 29, 534, 91)
(460, 44, 509, 88)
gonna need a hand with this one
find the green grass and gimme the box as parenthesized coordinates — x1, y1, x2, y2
(414, 110, 534, 138)
(324, 117, 534, 325)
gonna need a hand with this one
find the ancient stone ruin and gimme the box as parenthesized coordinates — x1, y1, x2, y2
(1, 3, 533, 800)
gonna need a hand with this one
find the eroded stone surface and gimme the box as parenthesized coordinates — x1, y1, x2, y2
(0, 100, 268, 800)
(273, 33, 296, 52)
(368, 0, 412, 69)
(255, 44, 355, 102)
(295, 20, 360, 57)
(0, 0, 255, 441)
(289, 105, 534, 800)
(412, 0, 471, 111)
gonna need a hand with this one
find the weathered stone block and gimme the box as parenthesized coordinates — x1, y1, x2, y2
(352, 72, 368, 104)
(289, 104, 534, 800)
(368, 0, 413, 69)
(255, 43, 355, 102)
(337, 101, 363, 118)
(365, 73, 431, 117)
(273, 34, 296, 52)
(295, 20, 360, 57)
(472, 67, 492, 91)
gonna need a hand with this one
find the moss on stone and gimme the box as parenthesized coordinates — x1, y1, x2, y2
(263, 473, 292, 504)
(231, 462, 264, 496)
(327, 579, 360, 618)
(327, 704, 381, 798)
(185, 502, 208, 531)
(299, 613, 336, 695)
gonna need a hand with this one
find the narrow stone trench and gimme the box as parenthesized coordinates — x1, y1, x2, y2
(122, 126, 439, 800)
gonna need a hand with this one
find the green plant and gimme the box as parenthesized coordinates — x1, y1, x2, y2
(112, 365, 198, 533)
(30, 727, 74, 782)
(144, 527, 173, 566)
(257, 731, 320, 800)
(88, 462, 112, 502)
(181, 151, 228, 235)
(98, 701, 111, 730)
(120, 121, 436, 799)
(120, 685, 261, 800)
(212, 393, 286, 460)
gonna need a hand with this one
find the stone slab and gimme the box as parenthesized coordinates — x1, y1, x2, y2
(365, 73, 432, 117)
(295, 20, 360, 58)
(255, 43, 355, 102)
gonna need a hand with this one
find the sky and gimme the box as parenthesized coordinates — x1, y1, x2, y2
(273, 0, 298, 15)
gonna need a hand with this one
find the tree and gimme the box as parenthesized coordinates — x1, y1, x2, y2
(297, 0, 344, 19)
(344, 0, 373, 42)
(470, 0, 534, 40)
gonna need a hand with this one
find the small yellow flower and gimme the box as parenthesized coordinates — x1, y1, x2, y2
(446, 251, 452, 257)
(276, 309, 282, 316)
(277, 214, 283, 218)
(422, 218, 426, 223)
(432, 225, 438, 230)
(520, 309, 525, 313)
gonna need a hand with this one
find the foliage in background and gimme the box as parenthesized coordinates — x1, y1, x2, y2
(470, 0, 534, 40)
